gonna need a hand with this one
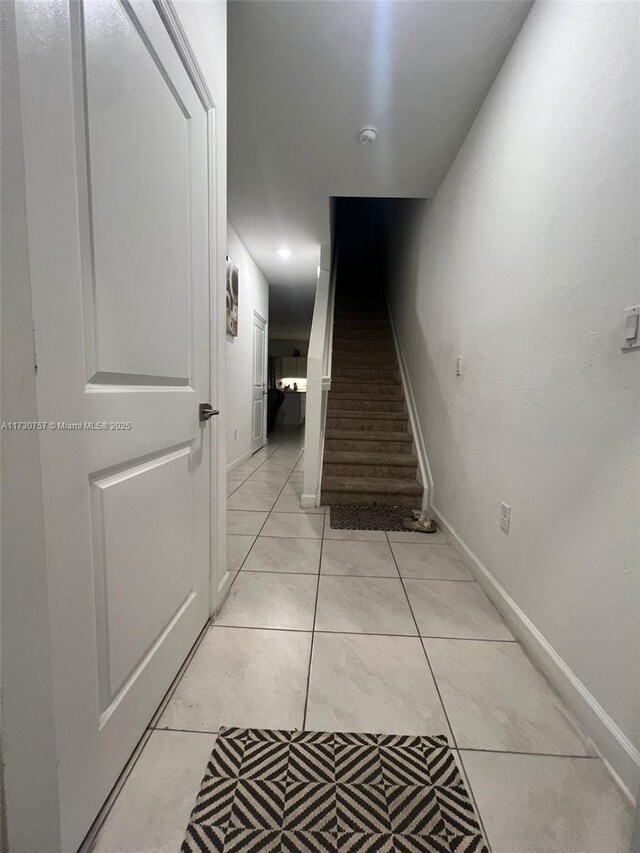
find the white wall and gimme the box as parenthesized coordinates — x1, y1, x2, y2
(226, 224, 269, 469)
(388, 0, 639, 795)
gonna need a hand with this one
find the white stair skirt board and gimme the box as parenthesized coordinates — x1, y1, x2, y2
(384, 289, 433, 513)
(431, 504, 640, 802)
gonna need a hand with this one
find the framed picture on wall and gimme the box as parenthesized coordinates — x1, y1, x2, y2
(226, 257, 239, 336)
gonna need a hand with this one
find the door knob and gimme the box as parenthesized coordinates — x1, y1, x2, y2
(199, 403, 219, 422)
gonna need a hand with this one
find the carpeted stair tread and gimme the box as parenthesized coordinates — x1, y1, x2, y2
(330, 387, 403, 399)
(333, 342, 396, 353)
(326, 416, 409, 432)
(327, 418, 409, 430)
(322, 476, 423, 495)
(325, 429, 413, 442)
(334, 353, 398, 367)
(331, 375, 400, 386)
(322, 491, 420, 508)
(329, 400, 406, 413)
(327, 421, 409, 434)
(333, 372, 400, 383)
(326, 410, 407, 420)
(324, 450, 417, 466)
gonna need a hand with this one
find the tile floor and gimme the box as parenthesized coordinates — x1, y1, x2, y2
(94, 428, 633, 853)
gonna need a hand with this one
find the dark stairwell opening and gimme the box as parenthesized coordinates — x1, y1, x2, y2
(321, 198, 424, 508)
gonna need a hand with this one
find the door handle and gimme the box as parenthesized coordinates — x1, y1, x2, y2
(199, 403, 219, 423)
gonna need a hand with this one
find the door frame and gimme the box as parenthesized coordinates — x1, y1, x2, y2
(251, 308, 269, 454)
(152, 0, 226, 612)
(2, 1, 227, 849)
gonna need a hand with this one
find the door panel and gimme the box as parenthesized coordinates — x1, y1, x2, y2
(16, 1, 215, 849)
(84, 0, 192, 382)
(92, 446, 195, 709)
(252, 313, 267, 452)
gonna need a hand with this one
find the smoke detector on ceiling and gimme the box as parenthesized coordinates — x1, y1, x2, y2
(358, 126, 378, 145)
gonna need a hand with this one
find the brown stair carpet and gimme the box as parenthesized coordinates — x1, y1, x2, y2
(322, 299, 423, 508)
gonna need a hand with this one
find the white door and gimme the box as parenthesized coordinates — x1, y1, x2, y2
(252, 311, 268, 452)
(16, 2, 215, 849)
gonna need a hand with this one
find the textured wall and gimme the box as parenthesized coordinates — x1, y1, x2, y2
(388, 0, 639, 793)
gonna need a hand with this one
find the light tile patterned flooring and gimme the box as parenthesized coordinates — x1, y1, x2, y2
(94, 429, 633, 853)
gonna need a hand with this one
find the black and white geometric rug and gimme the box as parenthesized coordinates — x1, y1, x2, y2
(182, 727, 488, 852)
(329, 505, 416, 532)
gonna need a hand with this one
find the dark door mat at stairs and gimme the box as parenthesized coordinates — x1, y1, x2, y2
(182, 727, 489, 852)
(330, 504, 416, 532)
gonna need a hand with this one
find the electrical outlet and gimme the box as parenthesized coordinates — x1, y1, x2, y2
(500, 502, 511, 534)
(456, 356, 463, 376)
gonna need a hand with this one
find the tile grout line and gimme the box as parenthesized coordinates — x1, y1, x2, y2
(301, 525, 323, 730)
(387, 531, 494, 852)
(151, 726, 221, 736)
(225, 437, 287, 494)
(224, 440, 304, 588)
(228, 434, 288, 483)
(80, 613, 216, 850)
(222, 442, 305, 598)
(232, 566, 482, 585)
(79, 727, 154, 852)
(457, 747, 602, 760)
(209, 622, 521, 643)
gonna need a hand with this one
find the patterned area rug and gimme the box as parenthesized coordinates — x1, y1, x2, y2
(329, 505, 416, 532)
(182, 727, 488, 852)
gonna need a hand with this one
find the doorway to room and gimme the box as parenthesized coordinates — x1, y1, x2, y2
(251, 310, 268, 453)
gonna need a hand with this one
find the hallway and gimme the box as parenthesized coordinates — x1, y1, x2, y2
(93, 429, 632, 852)
(3, 0, 638, 849)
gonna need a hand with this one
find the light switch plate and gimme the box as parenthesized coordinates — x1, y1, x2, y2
(622, 306, 640, 352)
(500, 502, 511, 534)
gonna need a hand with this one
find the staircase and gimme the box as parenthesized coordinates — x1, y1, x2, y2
(321, 297, 423, 508)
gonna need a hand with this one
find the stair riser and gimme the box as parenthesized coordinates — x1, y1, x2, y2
(325, 438, 412, 453)
(329, 399, 405, 413)
(323, 462, 418, 478)
(322, 491, 420, 509)
(326, 417, 408, 432)
(333, 341, 396, 354)
(333, 316, 390, 328)
(335, 303, 386, 311)
(334, 308, 388, 317)
(332, 368, 400, 382)
(333, 330, 394, 342)
(333, 353, 397, 368)
(330, 383, 403, 399)
(333, 322, 390, 332)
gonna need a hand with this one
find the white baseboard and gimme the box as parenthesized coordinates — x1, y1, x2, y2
(431, 503, 640, 802)
(384, 291, 433, 512)
(226, 449, 252, 474)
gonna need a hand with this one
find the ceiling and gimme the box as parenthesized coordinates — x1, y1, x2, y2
(228, 0, 532, 339)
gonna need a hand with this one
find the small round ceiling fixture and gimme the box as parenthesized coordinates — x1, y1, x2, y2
(358, 126, 378, 145)
(277, 247, 291, 258)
